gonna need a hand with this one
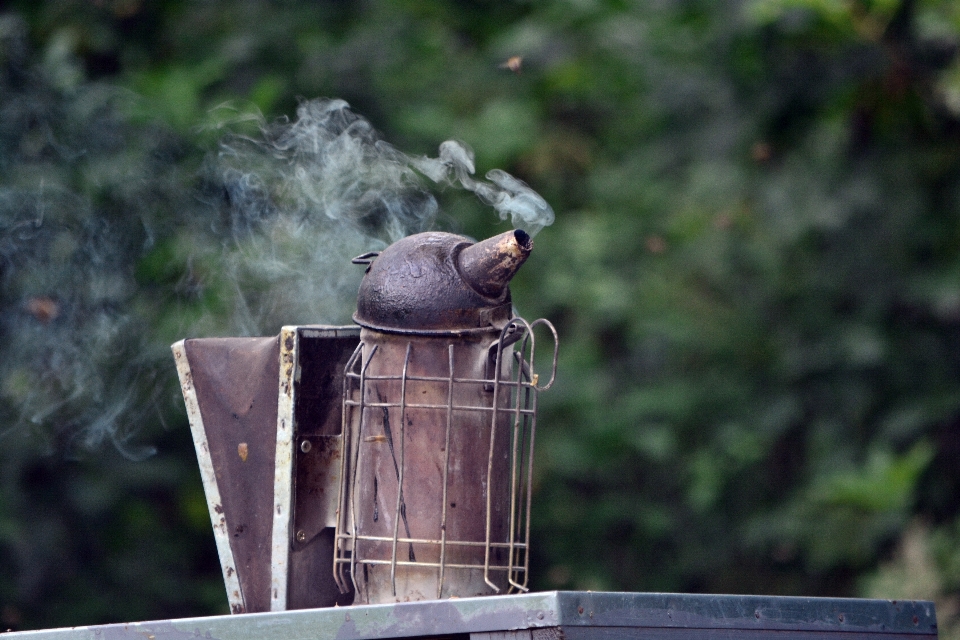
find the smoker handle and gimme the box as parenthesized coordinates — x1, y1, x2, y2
(351, 251, 380, 265)
(484, 323, 526, 385)
(484, 318, 559, 391)
(528, 318, 559, 390)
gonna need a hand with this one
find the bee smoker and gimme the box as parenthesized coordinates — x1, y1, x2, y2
(335, 229, 557, 604)
(172, 229, 555, 613)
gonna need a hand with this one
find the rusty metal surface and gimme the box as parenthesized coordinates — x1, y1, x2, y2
(178, 327, 359, 614)
(270, 326, 299, 612)
(2, 592, 937, 640)
(171, 341, 246, 614)
(294, 329, 362, 438)
(272, 326, 360, 611)
(457, 229, 532, 299)
(335, 318, 558, 605)
(353, 231, 522, 334)
(344, 331, 514, 604)
(288, 326, 360, 610)
(181, 336, 282, 614)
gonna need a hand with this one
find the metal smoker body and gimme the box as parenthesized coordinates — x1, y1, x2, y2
(171, 229, 555, 613)
(335, 230, 557, 604)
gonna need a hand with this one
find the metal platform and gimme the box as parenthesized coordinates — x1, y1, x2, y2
(4, 591, 937, 640)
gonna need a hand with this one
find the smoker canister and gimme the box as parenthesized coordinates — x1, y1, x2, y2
(334, 230, 556, 604)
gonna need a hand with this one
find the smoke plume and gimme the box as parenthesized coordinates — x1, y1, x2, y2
(0, 30, 555, 456)
(414, 139, 555, 237)
(209, 97, 555, 334)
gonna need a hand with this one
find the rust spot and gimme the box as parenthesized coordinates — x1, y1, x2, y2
(364, 435, 387, 443)
(231, 603, 244, 614)
(284, 334, 295, 351)
(214, 504, 224, 514)
(234, 524, 245, 537)
(226, 567, 234, 577)
(238, 442, 249, 462)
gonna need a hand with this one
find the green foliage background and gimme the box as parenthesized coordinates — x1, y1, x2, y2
(1, 0, 960, 634)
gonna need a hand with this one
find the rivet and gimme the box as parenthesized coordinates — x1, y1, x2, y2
(296, 530, 307, 542)
(301, 440, 312, 453)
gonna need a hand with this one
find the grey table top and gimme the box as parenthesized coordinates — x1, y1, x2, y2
(3, 591, 938, 640)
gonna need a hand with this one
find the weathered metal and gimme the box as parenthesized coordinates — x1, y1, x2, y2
(2, 591, 938, 640)
(339, 330, 515, 603)
(173, 327, 359, 614)
(173, 336, 282, 613)
(336, 230, 557, 605)
(172, 341, 246, 614)
(285, 326, 360, 611)
(353, 230, 531, 334)
(172, 229, 555, 611)
(458, 228, 532, 299)
(270, 327, 298, 611)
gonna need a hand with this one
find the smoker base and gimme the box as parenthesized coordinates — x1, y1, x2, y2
(6, 591, 937, 640)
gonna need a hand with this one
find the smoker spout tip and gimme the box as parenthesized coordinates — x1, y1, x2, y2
(457, 229, 533, 299)
(514, 228, 532, 250)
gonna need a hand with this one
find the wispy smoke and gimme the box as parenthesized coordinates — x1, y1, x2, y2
(414, 139, 555, 237)
(0, 47, 555, 457)
(209, 98, 555, 334)
(0, 46, 188, 457)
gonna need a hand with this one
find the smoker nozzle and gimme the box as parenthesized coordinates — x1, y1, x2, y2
(457, 229, 532, 299)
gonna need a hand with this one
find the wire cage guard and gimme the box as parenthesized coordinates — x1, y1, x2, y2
(334, 318, 558, 604)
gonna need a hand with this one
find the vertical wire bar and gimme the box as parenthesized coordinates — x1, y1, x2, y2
(518, 322, 542, 590)
(437, 344, 455, 598)
(334, 343, 363, 593)
(520, 381, 538, 591)
(483, 327, 508, 591)
(389, 342, 413, 597)
(519, 318, 556, 589)
(508, 326, 534, 591)
(349, 343, 377, 595)
(505, 328, 524, 589)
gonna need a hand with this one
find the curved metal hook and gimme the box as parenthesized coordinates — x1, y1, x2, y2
(351, 251, 380, 265)
(529, 318, 559, 391)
